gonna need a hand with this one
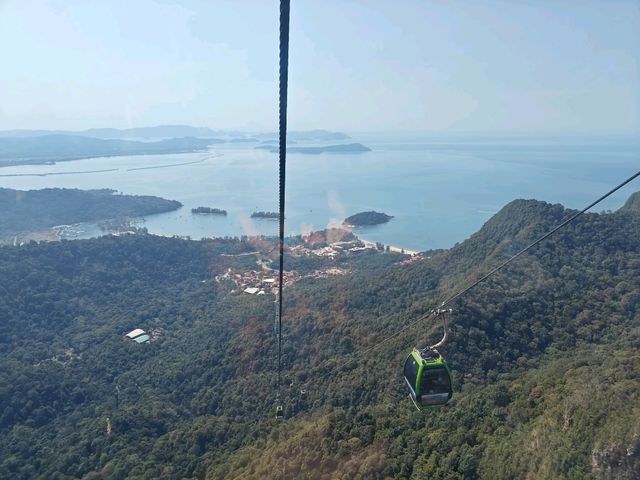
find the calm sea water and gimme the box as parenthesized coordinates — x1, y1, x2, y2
(0, 135, 638, 251)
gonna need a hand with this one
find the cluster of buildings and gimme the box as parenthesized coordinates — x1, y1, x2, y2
(289, 240, 373, 258)
(214, 236, 420, 298)
(216, 268, 297, 295)
(398, 254, 424, 265)
(217, 263, 349, 296)
(308, 267, 347, 278)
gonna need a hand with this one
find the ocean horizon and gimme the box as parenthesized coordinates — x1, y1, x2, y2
(0, 133, 638, 251)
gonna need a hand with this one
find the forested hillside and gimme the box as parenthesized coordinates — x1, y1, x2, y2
(0, 194, 638, 479)
(0, 188, 181, 236)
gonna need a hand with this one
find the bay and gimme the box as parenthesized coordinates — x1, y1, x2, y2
(0, 135, 637, 251)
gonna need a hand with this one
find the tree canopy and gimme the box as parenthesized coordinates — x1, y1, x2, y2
(0, 193, 638, 479)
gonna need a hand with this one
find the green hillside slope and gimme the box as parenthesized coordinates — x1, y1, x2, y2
(0, 188, 182, 235)
(0, 194, 638, 479)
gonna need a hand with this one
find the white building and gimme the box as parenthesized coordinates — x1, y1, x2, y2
(125, 328, 146, 339)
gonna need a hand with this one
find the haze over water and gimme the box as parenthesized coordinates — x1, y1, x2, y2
(0, 134, 637, 251)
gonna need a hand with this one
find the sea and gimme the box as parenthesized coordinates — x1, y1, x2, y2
(0, 134, 638, 251)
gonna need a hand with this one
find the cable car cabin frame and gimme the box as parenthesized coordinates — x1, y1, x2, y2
(404, 348, 452, 409)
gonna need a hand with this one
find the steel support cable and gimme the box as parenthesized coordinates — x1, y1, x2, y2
(277, 0, 291, 398)
(312, 169, 640, 376)
(437, 169, 640, 310)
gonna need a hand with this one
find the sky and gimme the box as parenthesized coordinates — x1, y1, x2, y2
(0, 0, 639, 134)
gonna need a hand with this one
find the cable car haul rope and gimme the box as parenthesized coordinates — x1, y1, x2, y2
(275, 0, 290, 419)
(274, 0, 640, 416)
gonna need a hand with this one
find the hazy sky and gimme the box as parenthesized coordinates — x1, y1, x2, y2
(1, 0, 639, 134)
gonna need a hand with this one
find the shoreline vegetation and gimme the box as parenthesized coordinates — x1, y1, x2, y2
(191, 207, 227, 215)
(251, 211, 279, 219)
(0, 187, 181, 237)
(343, 211, 394, 227)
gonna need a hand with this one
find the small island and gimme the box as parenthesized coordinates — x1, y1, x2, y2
(288, 143, 371, 154)
(251, 211, 280, 219)
(191, 206, 227, 215)
(343, 211, 393, 227)
(256, 143, 371, 154)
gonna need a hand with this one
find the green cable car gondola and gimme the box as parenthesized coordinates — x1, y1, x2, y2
(404, 308, 453, 409)
(404, 348, 452, 408)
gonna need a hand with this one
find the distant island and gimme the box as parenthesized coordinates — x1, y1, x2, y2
(0, 125, 224, 140)
(191, 207, 227, 215)
(0, 188, 181, 237)
(288, 143, 371, 154)
(255, 129, 350, 142)
(0, 127, 357, 166)
(343, 211, 393, 227)
(256, 143, 371, 154)
(0, 127, 349, 142)
(255, 139, 298, 145)
(251, 211, 279, 219)
(0, 135, 224, 167)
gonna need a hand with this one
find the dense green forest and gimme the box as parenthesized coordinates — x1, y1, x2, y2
(344, 211, 393, 226)
(0, 193, 638, 479)
(251, 211, 280, 219)
(191, 207, 227, 215)
(0, 188, 181, 235)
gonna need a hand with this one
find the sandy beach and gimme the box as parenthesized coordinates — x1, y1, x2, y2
(360, 238, 419, 256)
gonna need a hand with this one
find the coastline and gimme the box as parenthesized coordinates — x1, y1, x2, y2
(359, 238, 419, 256)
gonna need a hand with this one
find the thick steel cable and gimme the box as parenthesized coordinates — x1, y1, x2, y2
(437, 169, 640, 309)
(277, 0, 290, 396)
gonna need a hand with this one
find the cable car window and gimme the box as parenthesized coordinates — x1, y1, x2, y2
(421, 368, 451, 395)
(404, 356, 419, 388)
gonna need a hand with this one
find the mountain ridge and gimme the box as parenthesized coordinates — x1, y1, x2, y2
(620, 191, 640, 214)
(0, 126, 350, 142)
(0, 135, 222, 166)
(0, 125, 223, 140)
